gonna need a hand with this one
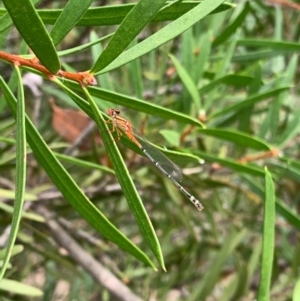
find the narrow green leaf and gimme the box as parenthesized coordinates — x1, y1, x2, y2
(194, 31, 212, 82)
(276, 105, 300, 149)
(98, 0, 229, 74)
(293, 278, 300, 301)
(241, 50, 292, 61)
(0, 76, 156, 269)
(257, 168, 275, 301)
(279, 157, 300, 170)
(0, 202, 44, 222)
(0, 279, 43, 297)
(213, 1, 250, 46)
(54, 153, 115, 175)
(35, 2, 233, 26)
(84, 88, 165, 270)
(2, 0, 60, 73)
(50, 0, 94, 45)
(169, 53, 201, 112)
(64, 80, 205, 127)
(198, 128, 272, 151)
(181, 28, 194, 83)
(215, 29, 240, 79)
(91, 0, 167, 72)
(238, 64, 262, 133)
(0, 188, 36, 201)
(247, 241, 262, 296)
(242, 175, 300, 230)
(0, 245, 24, 259)
(58, 33, 114, 57)
(230, 260, 248, 300)
(218, 274, 238, 301)
(197, 151, 265, 177)
(272, 6, 284, 74)
(268, 54, 298, 142)
(211, 49, 296, 63)
(127, 39, 144, 99)
(0, 12, 12, 33)
(0, 0, 40, 33)
(237, 38, 300, 52)
(159, 130, 180, 147)
(275, 199, 300, 231)
(0, 66, 26, 281)
(90, 31, 115, 93)
(188, 229, 248, 300)
(0, 69, 19, 114)
(180, 27, 195, 112)
(199, 74, 260, 94)
(209, 86, 290, 120)
(269, 162, 300, 184)
(276, 55, 300, 147)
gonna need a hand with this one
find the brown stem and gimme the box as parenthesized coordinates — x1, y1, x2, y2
(0, 51, 97, 86)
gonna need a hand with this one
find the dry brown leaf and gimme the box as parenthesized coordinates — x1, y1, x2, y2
(49, 98, 101, 150)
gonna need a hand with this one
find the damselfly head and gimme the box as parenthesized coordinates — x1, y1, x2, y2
(107, 108, 120, 118)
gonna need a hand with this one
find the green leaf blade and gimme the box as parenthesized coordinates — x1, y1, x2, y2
(36, 2, 234, 26)
(0, 279, 43, 297)
(98, 0, 229, 74)
(198, 128, 272, 151)
(50, 0, 94, 45)
(91, 0, 167, 73)
(257, 168, 276, 301)
(85, 89, 165, 270)
(2, 0, 60, 73)
(0, 76, 155, 269)
(0, 66, 26, 281)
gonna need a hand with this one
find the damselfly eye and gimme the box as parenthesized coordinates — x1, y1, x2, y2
(107, 108, 121, 117)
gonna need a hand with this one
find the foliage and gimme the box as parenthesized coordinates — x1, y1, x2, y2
(0, 0, 299, 300)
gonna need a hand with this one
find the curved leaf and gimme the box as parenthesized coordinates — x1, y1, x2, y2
(84, 88, 166, 270)
(0, 76, 156, 269)
(2, 0, 60, 73)
(0, 66, 26, 281)
(198, 128, 272, 151)
(64, 80, 205, 127)
(0, 279, 43, 296)
(50, 0, 94, 45)
(199, 74, 261, 94)
(54, 153, 115, 175)
(169, 53, 201, 112)
(293, 278, 300, 301)
(209, 86, 291, 120)
(213, 1, 250, 47)
(34, 2, 234, 26)
(197, 151, 265, 177)
(189, 229, 248, 300)
(91, 0, 167, 72)
(97, 0, 230, 74)
(238, 38, 300, 52)
(257, 168, 275, 301)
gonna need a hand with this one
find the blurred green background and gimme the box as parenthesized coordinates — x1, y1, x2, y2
(0, 0, 300, 300)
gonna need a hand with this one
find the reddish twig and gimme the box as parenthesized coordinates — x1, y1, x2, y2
(266, 0, 300, 10)
(238, 148, 280, 164)
(0, 51, 97, 86)
(180, 125, 195, 144)
(209, 149, 281, 173)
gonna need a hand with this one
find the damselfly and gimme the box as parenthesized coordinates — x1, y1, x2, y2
(107, 108, 204, 211)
